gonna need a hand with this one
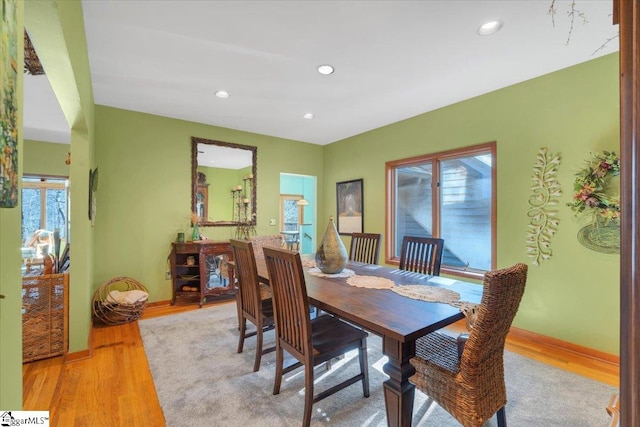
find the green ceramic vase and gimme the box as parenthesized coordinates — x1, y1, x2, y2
(315, 216, 347, 274)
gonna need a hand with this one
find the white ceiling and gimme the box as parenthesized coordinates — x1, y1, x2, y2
(23, 74, 71, 144)
(23, 0, 619, 146)
(198, 143, 253, 170)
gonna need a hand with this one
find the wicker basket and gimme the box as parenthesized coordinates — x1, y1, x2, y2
(92, 277, 149, 325)
(22, 273, 69, 363)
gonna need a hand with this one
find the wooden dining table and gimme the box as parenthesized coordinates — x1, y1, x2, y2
(248, 258, 484, 427)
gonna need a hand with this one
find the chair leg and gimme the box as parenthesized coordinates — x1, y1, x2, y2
(273, 345, 283, 395)
(359, 338, 370, 397)
(253, 325, 263, 372)
(236, 296, 242, 331)
(496, 406, 506, 427)
(303, 363, 315, 427)
(237, 317, 247, 353)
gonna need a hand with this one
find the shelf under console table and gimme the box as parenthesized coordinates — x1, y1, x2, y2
(170, 240, 236, 307)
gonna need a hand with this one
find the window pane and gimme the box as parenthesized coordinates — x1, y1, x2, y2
(21, 188, 41, 242)
(46, 188, 67, 238)
(440, 153, 492, 270)
(395, 163, 433, 254)
(283, 199, 299, 229)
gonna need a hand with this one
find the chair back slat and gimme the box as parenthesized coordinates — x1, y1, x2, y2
(263, 247, 312, 361)
(230, 239, 261, 320)
(460, 263, 528, 377)
(399, 236, 444, 275)
(349, 233, 381, 265)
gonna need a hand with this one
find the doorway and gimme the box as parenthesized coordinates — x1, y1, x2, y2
(279, 174, 316, 254)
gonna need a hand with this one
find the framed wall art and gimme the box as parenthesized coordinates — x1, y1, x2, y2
(336, 178, 363, 235)
(89, 167, 98, 225)
(0, 0, 19, 208)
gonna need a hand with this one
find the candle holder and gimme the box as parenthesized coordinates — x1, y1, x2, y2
(230, 175, 255, 238)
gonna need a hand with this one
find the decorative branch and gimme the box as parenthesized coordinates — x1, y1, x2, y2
(526, 148, 562, 266)
(566, 0, 588, 45)
(592, 34, 620, 56)
(548, 0, 558, 27)
(547, 0, 589, 46)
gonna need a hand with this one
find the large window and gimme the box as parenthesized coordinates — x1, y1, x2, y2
(385, 142, 495, 278)
(21, 177, 69, 243)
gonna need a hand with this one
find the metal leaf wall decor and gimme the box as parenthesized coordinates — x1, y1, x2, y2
(526, 148, 562, 265)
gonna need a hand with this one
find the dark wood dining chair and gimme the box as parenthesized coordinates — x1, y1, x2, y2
(399, 235, 444, 275)
(263, 246, 370, 427)
(230, 239, 275, 372)
(409, 263, 528, 427)
(349, 232, 382, 265)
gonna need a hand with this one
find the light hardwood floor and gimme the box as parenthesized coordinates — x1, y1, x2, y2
(22, 301, 619, 426)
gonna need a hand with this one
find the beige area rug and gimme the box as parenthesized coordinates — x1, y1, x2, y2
(139, 302, 617, 427)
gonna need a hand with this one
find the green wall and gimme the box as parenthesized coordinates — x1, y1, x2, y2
(196, 165, 254, 222)
(93, 52, 620, 356)
(23, 139, 69, 176)
(0, 3, 620, 411)
(197, 165, 236, 221)
(93, 106, 323, 303)
(24, 0, 96, 357)
(0, 0, 23, 410)
(323, 53, 620, 354)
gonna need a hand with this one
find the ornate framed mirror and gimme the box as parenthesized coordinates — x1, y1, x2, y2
(191, 137, 257, 227)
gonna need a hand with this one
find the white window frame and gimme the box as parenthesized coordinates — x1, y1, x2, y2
(21, 175, 69, 242)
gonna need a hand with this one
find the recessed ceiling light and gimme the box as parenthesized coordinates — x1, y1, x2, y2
(478, 20, 503, 36)
(317, 64, 334, 75)
(215, 90, 230, 99)
(303, 113, 314, 119)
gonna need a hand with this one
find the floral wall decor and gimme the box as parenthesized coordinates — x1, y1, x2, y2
(526, 147, 562, 265)
(0, 0, 19, 208)
(567, 151, 620, 254)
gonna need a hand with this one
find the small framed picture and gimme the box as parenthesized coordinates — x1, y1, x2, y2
(336, 179, 363, 235)
(88, 167, 99, 225)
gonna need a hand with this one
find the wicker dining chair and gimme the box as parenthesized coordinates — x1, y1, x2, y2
(409, 263, 528, 427)
(349, 232, 382, 265)
(230, 239, 275, 372)
(399, 235, 444, 276)
(249, 234, 284, 301)
(263, 246, 370, 427)
(250, 234, 284, 260)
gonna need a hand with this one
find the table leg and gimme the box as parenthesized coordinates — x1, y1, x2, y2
(382, 336, 416, 427)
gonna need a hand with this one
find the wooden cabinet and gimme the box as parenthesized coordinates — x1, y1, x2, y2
(170, 240, 236, 307)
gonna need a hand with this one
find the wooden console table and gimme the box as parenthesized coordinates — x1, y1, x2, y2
(169, 240, 236, 307)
